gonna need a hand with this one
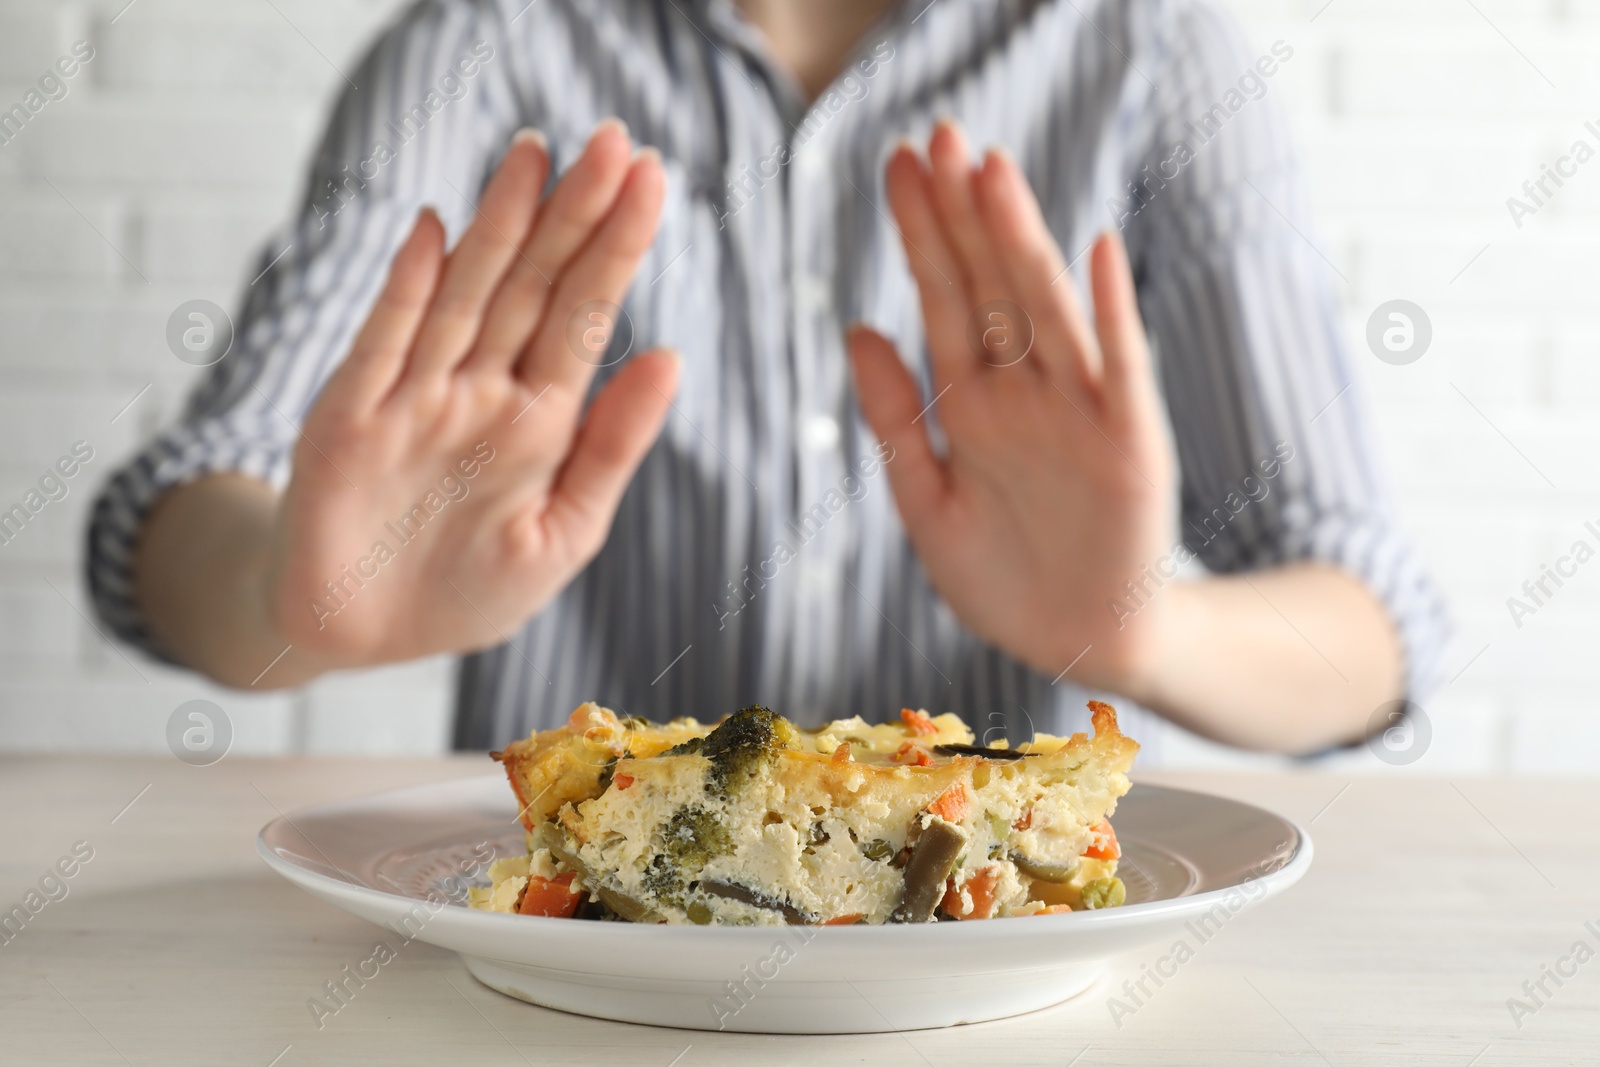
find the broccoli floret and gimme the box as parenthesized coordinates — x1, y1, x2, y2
(662, 736, 704, 757)
(640, 707, 798, 911)
(641, 804, 731, 907)
(596, 749, 632, 792)
(695, 705, 799, 795)
(664, 804, 731, 864)
(641, 854, 682, 907)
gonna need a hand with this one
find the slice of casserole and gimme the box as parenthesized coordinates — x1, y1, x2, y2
(475, 701, 1136, 924)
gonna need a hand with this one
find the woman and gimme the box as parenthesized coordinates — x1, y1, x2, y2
(88, 0, 1446, 755)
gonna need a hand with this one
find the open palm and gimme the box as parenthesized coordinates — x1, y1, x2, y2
(265, 122, 678, 670)
(848, 122, 1177, 690)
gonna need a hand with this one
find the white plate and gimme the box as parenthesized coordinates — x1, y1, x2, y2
(258, 776, 1311, 1034)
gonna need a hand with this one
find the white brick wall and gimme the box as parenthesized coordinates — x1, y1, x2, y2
(0, 0, 1593, 771)
(0, 0, 437, 758)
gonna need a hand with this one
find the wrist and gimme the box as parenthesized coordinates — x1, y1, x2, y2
(247, 524, 341, 690)
(244, 541, 302, 686)
(198, 478, 329, 689)
(1104, 578, 1196, 714)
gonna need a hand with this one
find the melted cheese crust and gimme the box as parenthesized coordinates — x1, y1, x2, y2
(479, 702, 1137, 924)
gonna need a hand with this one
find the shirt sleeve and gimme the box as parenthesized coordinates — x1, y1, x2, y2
(85, 0, 526, 660)
(1122, 1, 1452, 702)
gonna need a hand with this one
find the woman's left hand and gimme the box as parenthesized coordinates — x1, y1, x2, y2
(847, 121, 1177, 691)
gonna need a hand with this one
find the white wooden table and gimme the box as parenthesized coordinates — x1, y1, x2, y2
(1, 756, 1593, 1065)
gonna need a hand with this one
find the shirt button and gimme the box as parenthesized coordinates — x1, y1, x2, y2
(795, 147, 827, 182)
(795, 274, 833, 314)
(800, 559, 839, 591)
(801, 414, 840, 452)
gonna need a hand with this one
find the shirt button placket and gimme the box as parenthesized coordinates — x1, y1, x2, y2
(787, 137, 844, 723)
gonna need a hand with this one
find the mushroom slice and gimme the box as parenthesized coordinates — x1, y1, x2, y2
(698, 879, 817, 925)
(1009, 850, 1079, 884)
(890, 819, 968, 923)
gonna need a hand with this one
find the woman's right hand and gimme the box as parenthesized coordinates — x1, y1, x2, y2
(263, 120, 677, 673)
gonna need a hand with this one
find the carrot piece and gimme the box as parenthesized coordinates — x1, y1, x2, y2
(1083, 818, 1120, 860)
(831, 742, 852, 763)
(927, 782, 969, 823)
(900, 708, 938, 736)
(517, 872, 583, 918)
(1012, 807, 1033, 832)
(612, 773, 635, 790)
(822, 912, 865, 925)
(939, 866, 1000, 920)
(893, 742, 933, 767)
(1037, 904, 1073, 915)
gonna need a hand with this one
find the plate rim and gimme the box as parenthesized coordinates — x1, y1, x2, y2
(256, 775, 1314, 938)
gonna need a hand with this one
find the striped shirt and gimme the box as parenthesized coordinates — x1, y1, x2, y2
(86, 0, 1449, 755)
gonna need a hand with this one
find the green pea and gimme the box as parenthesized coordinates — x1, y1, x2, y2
(1080, 877, 1126, 910)
(861, 838, 894, 861)
(985, 810, 1011, 841)
(686, 900, 714, 925)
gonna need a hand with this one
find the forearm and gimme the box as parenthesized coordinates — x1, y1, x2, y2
(1121, 562, 1404, 755)
(133, 474, 324, 690)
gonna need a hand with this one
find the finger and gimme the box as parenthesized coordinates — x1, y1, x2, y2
(1088, 231, 1157, 414)
(974, 147, 1102, 393)
(319, 208, 445, 418)
(926, 120, 1009, 312)
(466, 119, 635, 375)
(517, 150, 665, 389)
(539, 347, 680, 559)
(846, 324, 947, 522)
(401, 129, 549, 383)
(883, 144, 977, 386)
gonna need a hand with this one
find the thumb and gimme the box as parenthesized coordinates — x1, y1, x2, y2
(846, 324, 946, 522)
(543, 347, 680, 555)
